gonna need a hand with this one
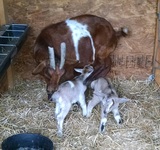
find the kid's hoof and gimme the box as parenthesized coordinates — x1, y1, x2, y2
(99, 124, 105, 133)
(57, 131, 63, 137)
(72, 103, 79, 112)
(119, 119, 124, 124)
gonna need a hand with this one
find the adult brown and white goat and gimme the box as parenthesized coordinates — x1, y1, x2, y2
(87, 77, 129, 133)
(32, 14, 128, 99)
(51, 65, 94, 137)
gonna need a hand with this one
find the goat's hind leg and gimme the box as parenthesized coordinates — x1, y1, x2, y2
(56, 103, 71, 137)
(55, 103, 61, 117)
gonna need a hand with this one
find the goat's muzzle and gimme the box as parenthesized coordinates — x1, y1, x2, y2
(47, 90, 55, 101)
(48, 93, 53, 101)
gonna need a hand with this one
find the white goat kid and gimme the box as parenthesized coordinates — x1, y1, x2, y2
(87, 77, 129, 133)
(51, 65, 94, 137)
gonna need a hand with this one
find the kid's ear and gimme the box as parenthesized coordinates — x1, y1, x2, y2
(115, 98, 129, 104)
(104, 99, 114, 113)
(74, 68, 83, 73)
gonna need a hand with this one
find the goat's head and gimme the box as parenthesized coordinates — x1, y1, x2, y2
(32, 43, 66, 100)
(74, 65, 94, 80)
(102, 97, 129, 114)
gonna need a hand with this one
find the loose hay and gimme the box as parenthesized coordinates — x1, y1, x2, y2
(0, 78, 160, 150)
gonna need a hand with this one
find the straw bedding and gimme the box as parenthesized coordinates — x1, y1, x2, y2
(0, 74, 160, 149)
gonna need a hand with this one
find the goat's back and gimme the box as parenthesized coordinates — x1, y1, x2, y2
(53, 80, 86, 103)
(34, 14, 117, 64)
(91, 77, 117, 97)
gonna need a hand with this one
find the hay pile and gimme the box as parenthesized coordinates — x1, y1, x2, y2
(0, 77, 160, 150)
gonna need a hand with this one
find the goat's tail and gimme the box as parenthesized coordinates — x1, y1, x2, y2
(116, 27, 129, 38)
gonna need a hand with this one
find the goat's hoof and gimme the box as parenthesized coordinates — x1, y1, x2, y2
(99, 124, 105, 133)
(86, 113, 91, 118)
(57, 131, 63, 137)
(119, 119, 124, 124)
(83, 114, 87, 117)
(72, 103, 79, 112)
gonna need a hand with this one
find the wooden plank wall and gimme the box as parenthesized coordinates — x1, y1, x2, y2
(0, 0, 8, 25)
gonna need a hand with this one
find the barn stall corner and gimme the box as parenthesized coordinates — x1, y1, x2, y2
(0, 0, 160, 150)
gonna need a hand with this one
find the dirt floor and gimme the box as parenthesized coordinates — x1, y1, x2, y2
(0, 37, 160, 150)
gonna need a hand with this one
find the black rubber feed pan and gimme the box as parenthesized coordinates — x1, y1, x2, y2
(1, 133, 54, 150)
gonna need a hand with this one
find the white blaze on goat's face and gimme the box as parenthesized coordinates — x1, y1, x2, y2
(66, 19, 95, 62)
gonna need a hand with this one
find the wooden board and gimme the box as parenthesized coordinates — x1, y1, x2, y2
(153, 0, 160, 85)
(0, 0, 8, 25)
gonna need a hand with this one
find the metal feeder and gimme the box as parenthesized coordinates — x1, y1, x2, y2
(0, 24, 29, 78)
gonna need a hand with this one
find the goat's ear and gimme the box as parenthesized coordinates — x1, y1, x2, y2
(74, 68, 83, 73)
(115, 98, 129, 104)
(32, 60, 47, 75)
(56, 66, 65, 76)
(104, 99, 114, 113)
(90, 80, 96, 89)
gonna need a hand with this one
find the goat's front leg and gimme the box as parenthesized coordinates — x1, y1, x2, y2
(55, 103, 61, 117)
(56, 102, 71, 137)
(99, 103, 108, 133)
(87, 95, 100, 117)
(112, 107, 123, 125)
(78, 94, 87, 117)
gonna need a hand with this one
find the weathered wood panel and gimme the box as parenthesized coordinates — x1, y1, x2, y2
(153, 0, 160, 85)
(0, 0, 8, 25)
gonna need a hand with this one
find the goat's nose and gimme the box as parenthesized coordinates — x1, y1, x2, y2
(47, 88, 54, 101)
(48, 93, 53, 101)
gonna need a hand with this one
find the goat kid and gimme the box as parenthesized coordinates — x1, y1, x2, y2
(51, 65, 94, 137)
(87, 77, 129, 133)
